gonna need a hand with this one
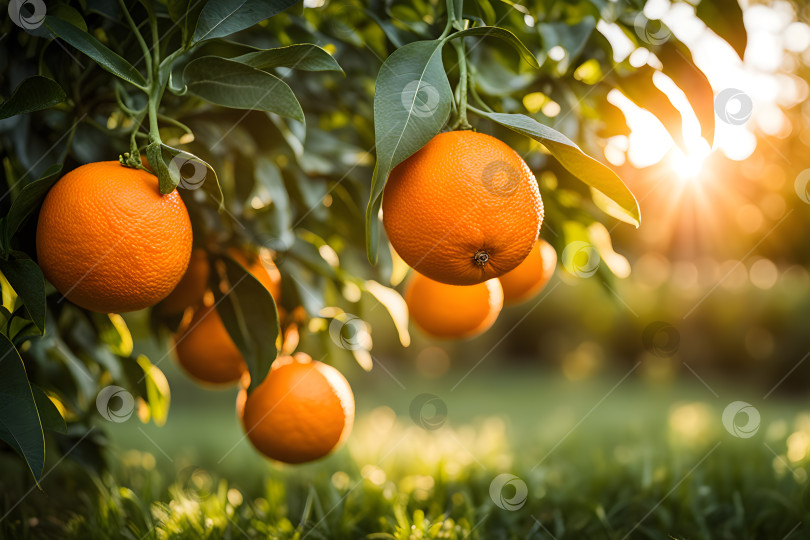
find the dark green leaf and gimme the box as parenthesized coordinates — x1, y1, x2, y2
(4, 163, 62, 244)
(192, 0, 300, 43)
(159, 144, 224, 210)
(0, 254, 46, 333)
(213, 256, 280, 392)
(695, 0, 746, 61)
(658, 41, 715, 145)
(0, 76, 66, 120)
(477, 111, 640, 227)
(449, 26, 539, 69)
(44, 16, 147, 88)
(185, 57, 304, 123)
(32, 386, 66, 434)
(232, 44, 343, 73)
(0, 333, 45, 481)
(365, 39, 453, 263)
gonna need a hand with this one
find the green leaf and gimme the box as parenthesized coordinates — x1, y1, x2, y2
(365, 39, 453, 263)
(477, 111, 640, 227)
(31, 386, 66, 434)
(615, 66, 686, 150)
(0, 333, 45, 481)
(0, 254, 46, 333)
(658, 41, 715, 144)
(158, 144, 225, 210)
(3, 163, 62, 245)
(0, 76, 66, 120)
(213, 255, 280, 392)
(192, 0, 300, 43)
(448, 26, 540, 69)
(136, 356, 170, 427)
(44, 16, 147, 88)
(232, 43, 343, 73)
(92, 313, 134, 357)
(185, 57, 304, 123)
(695, 0, 746, 61)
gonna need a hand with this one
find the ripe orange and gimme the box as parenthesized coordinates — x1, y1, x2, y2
(405, 271, 503, 339)
(36, 161, 192, 313)
(498, 239, 557, 305)
(174, 305, 246, 385)
(171, 247, 285, 386)
(382, 131, 543, 286)
(240, 353, 354, 464)
(159, 248, 210, 314)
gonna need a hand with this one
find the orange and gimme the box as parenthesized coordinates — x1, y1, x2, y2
(159, 248, 210, 314)
(240, 353, 354, 464)
(498, 239, 557, 305)
(405, 271, 503, 339)
(382, 131, 543, 286)
(174, 305, 246, 385)
(36, 161, 192, 313)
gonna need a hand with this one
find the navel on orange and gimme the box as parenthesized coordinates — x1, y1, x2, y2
(240, 353, 354, 464)
(382, 131, 543, 286)
(36, 161, 192, 313)
(405, 271, 503, 339)
(498, 239, 557, 305)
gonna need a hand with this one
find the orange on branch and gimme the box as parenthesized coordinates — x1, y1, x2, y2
(240, 353, 354, 464)
(382, 131, 543, 285)
(498, 239, 557, 305)
(405, 271, 503, 339)
(36, 161, 192, 313)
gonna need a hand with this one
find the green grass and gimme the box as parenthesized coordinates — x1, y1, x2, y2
(2, 367, 809, 539)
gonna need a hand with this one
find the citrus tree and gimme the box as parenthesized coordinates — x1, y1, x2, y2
(0, 0, 745, 481)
